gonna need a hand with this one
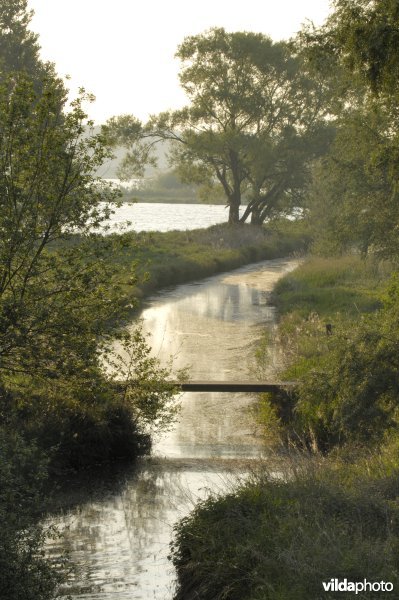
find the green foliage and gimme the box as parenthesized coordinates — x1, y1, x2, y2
(171, 461, 399, 600)
(4, 370, 152, 471)
(0, 427, 64, 599)
(0, 0, 58, 88)
(0, 58, 183, 472)
(0, 73, 121, 378)
(272, 256, 385, 317)
(172, 254, 399, 600)
(310, 0, 399, 98)
(257, 256, 399, 452)
(104, 28, 331, 224)
(104, 325, 184, 434)
(299, 1, 399, 261)
(306, 104, 399, 259)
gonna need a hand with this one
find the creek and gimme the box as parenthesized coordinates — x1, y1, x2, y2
(47, 257, 299, 599)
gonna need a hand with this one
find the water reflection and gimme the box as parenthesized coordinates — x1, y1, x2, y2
(141, 259, 299, 458)
(48, 461, 247, 599)
(48, 257, 299, 599)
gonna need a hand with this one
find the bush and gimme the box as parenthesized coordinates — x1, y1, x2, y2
(277, 291, 399, 452)
(256, 258, 399, 452)
(0, 428, 64, 599)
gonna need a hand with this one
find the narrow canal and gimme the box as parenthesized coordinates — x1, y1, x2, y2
(47, 257, 299, 599)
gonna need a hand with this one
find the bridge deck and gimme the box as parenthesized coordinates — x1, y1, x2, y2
(174, 381, 296, 392)
(116, 380, 296, 392)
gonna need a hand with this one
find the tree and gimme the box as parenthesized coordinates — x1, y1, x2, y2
(0, 10, 182, 598)
(0, 73, 118, 377)
(0, 0, 58, 88)
(0, 72, 181, 466)
(301, 0, 399, 99)
(307, 103, 399, 257)
(105, 28, 330, 224)
(300, 0, 399, 260)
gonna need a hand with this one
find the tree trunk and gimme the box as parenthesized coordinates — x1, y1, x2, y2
(228, 201, 240, 224)
(250, 205, 261, 225)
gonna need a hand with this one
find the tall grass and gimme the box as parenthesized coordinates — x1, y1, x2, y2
(105, 220, 311, 303)
(255, 254, 398, 452)
(272, 255, 391, 318)
(171, 456, 399, 600)
(170, 253, 399, 600)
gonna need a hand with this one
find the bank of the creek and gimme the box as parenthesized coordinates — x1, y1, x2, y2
(46, 257, 299, 599)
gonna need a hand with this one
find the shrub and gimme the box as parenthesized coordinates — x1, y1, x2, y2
(257, 259, 399, 452)
(0, 428, 65, 599)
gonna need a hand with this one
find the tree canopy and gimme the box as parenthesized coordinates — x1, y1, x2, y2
(0, 0, 59, 88)
(300, 0, 399, 260)
(105, 28, 331, 224)
(302, 0, 399, 98)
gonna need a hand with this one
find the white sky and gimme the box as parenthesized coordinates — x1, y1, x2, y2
(29, 0, 332, 124)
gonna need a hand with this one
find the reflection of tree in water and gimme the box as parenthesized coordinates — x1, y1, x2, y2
(173, 391, 264, 452)
(48, 259, 298, 599)
(50, 461, 237, 599)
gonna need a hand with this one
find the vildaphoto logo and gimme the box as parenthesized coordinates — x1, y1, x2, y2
(322, 579, 393, 594)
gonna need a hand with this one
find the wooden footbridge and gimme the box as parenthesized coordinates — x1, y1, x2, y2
(175, 381, 296, 392)
(115, 380, 297, 393)
(120, 380, 296, 392)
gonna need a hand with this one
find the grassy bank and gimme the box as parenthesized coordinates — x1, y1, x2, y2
(105, 220, 311, 304)
(256, 255, 397, 451)
(170, 254, 399, 599)
(271, 255, 390, 318)
(172, 455, 399, 600)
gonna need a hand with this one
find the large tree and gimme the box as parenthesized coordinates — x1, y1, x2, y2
(105, 28, 330, 224)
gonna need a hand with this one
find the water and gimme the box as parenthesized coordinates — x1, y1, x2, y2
(101, 202, 246, 233)
(47, 258, 299, 599)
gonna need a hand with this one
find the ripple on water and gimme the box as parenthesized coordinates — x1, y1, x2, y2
(47, 257, 300, 599)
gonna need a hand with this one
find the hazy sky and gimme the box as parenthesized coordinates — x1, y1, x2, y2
(29, 0, 332, 124)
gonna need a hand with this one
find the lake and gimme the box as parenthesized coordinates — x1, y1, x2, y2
(101, 202, 246, 233)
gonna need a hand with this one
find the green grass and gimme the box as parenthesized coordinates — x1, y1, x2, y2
(171, 253, 399, 600)
(272, 255, 391, 319)
(171, 457, 399, 600)
(103, 220, 311, 304)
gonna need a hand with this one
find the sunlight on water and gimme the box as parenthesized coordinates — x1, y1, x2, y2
(99, 202, 246, 233)
(47, 258, 299, 599)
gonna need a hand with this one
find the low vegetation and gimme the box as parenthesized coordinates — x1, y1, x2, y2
(171, 254, 399, 599)
(102, 219, 310, 303)
(172, 456, 399, 600)
(0, 429, 65, 600)
(256, 256, 397, 452)
(271, 255, 387, 318)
